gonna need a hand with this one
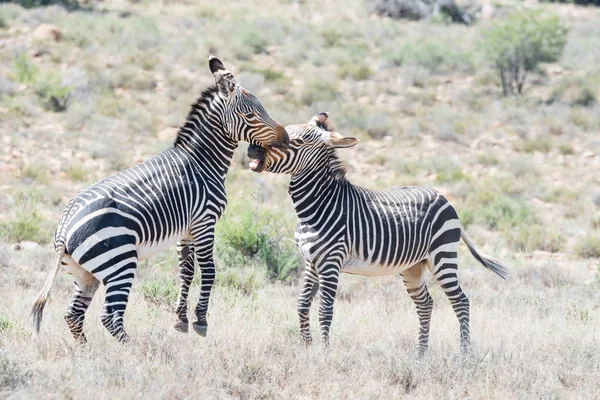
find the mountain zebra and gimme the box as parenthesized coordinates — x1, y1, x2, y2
(31, 57, 289, 342)
(247, 112, 507, 354)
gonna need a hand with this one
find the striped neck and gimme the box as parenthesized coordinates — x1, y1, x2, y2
(289, 156, 346, 219)
(174, 86, 238, 179)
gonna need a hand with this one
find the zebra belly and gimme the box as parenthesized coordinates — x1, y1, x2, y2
(137, 230, 188, 260)
(341, 257, 415, 276)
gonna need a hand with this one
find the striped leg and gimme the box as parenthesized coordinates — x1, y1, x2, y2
(174, 238, 195, 333)
(99, 255, 138, 342)
(297, 261, 319, 345)
(63, 258, 100, 342)
(316, 258, 342, 345)
(429, 248, 470, 351)
(401, 261, 433, 357)
(192, 222, 216, 336)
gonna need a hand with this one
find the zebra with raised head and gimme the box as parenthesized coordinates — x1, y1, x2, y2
(247, 112, 508, 354)
(31, 57, 289, 342)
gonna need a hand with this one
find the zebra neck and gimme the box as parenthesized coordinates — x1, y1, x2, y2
(289, 168, 342, 218)
(173, 93, 237, 180)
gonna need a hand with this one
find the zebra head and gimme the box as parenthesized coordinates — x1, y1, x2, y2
(247, 112, 359, 175)
(209, 56, 289, 149)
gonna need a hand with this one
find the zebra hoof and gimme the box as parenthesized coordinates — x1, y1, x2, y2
(192, 323, 208, 337)
(174, 321, 189, 333)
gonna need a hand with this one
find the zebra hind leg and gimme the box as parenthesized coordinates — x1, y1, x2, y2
(99, 256, 138, 343)
(174, 239, 195, 333)
(297, 262, 319, 345)
(401, 261, 433, 358)
(63, 258, 100, 342)
(429, 249, 470, 352)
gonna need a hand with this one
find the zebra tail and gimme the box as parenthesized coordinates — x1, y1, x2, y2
(31, 242, 65, 334)
(460, 230, 509, 280)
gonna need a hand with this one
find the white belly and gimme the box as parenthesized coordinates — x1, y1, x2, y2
(137, 231, 186, 260)
(341, 257, 412, 277)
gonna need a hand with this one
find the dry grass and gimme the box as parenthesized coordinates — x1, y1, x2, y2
(1, 245, 599, 398)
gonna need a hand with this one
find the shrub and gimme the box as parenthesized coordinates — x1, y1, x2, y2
(385, 41, 472, 72)
(550, 76, 597, 107)
(337, 64, 373, 81)
(506, 225, 565, 253)
(513, 136, 553, 153)
(216, 197, 299, 281)
(35, 72, 71, 112)
(481, 11, 567, 95)
(299, 80, 340, 106)
(574, 236, 600, 258)
(12, 54, 38, 84)
(138, 279, 178, 308)
(0, 210, 49, 244)
(0, 315, 15, 333)
(64, 164, 88, 182)
(460, 188, 534, 229)
(435, 168, 470, 184)
(216, 270, 263, 296)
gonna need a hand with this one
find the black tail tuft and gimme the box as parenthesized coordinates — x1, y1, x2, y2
(461, 230, 509, 279)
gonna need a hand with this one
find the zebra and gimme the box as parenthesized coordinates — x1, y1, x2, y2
(31, 56, 289, 342)
(246, 112, 508, 354)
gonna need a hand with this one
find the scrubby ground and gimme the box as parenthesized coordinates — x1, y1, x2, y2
(1, 0, 599, 398)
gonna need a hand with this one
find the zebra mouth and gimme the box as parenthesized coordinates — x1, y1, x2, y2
(247, 144, 267, 172)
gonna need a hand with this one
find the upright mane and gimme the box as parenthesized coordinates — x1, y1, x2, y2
(315, 121, 348, 181)
(174, 85, 224, 147)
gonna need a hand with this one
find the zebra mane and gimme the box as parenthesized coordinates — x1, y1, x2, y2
(315, 119, 335, 133)
(327, 147, 348, 181)
(174, 85, 222, 145)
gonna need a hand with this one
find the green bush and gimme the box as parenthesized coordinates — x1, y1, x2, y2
(138, 279, 178, 308)
(550, 76, 597, 107)
(216, 197, 299, 281)
(435, 168, 470, 184)
(574, 236, 600, 258)
(481, 11, 567, 95)
(35, 72, 71, 112)
(216, 270, 263, 296)
(337, 64, 373, 80)
(12, 54, 38, 84)
(0, 210, 49, 244)
(460, 188, 534, 230)
(0, 315, 15, 333)
(385, 41, 472, 72)
(506, 225, 565, 253)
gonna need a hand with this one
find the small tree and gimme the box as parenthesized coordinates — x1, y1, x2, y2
(481, 11, 568, 95)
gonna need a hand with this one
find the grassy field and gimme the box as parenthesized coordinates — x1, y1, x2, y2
(1, 0, 600, 398)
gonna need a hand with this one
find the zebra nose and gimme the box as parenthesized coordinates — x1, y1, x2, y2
(271, 125, 289, 149)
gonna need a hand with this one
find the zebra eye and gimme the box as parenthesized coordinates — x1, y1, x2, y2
(245, 112, 255, 119)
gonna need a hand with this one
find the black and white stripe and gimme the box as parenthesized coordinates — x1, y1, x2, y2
(248, 112, 507, 354)
(31, 57, 288, 342)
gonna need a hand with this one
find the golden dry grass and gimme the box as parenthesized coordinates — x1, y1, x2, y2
(1, 245, 599, 398)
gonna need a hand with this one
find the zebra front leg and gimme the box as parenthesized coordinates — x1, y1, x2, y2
(316, 259, 342, 346)
(99, 256, 137, 342)
(401, 261, 433, 357)
(174, 238, 195, 333)
(298, 262, 319, 345)
(191, 223, 216, 337)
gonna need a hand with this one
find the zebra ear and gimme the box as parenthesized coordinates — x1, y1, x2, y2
(326, 131, 359, 148)
(209, 55, 235, 96)
(309, 112, 329, 126)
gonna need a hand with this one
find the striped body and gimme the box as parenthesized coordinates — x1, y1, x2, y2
(247, 112, 507, 353)
(293, 185, 458, 277)
(32, 57, 289, 342)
